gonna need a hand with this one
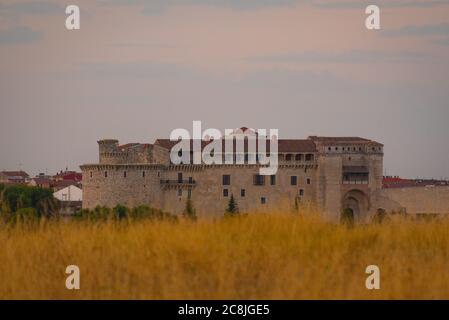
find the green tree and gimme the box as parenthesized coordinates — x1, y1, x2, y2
(1, 185, 58, 218)
(182, 198, 197, 221)
(93, 206, 112, 221)
(225, 194, 239, 216)
(113, 204, 129, 220)
(0, 184, 6, 216)
(11, 208, 38, 224)
(372, 208, 387, 224)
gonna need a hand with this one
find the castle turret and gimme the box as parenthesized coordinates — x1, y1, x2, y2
(98, 139, 119, 164)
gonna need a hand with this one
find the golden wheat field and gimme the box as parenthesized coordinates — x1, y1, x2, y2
(1, 212, 449, 300)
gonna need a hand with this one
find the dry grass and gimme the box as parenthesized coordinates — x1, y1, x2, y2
(1, 211, 449, 300)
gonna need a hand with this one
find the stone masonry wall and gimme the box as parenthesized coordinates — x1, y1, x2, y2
(81, 164, 318, 218)
(381, 186, 449, 214)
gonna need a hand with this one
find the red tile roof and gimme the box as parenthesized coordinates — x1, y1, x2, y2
(32, 177, 51, 185)
(382, 177, 449, 188)
(309, 136, 383, 146)
(52, 180, 81, 190)
(118, 143, 140, 149)
(154, 138, 316, 153)
(54, 171, 82, 181)
(277, 139, 316, 153)
(1, 171, 29, 178)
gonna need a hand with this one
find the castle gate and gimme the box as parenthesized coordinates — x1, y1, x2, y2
(341, 189, 369, 223)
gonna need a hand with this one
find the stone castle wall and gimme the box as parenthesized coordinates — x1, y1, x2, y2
(380, 186, 449, 214)
(316, 155, 342, 219)
(82, 164, 165, 209)
(81, 164, 319, 218)
(161, 164, 319, 218)
(82, 137, 448, 220)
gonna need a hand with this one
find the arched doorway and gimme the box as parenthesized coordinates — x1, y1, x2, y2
(341, 190, 369, 223)
(341, 207, 355, 225)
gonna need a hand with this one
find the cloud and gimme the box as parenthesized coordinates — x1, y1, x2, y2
(314, 0, 449, 9)
(248, 50, 429, 64)
(0, 26, 42, 45)
(74, 61, 200, 79)
(0, 1, 62, 17)
(107, 43, 178, 48)
(382, 24, 449, 37)
(432, 37, 449, 46)
(101, 0, 300, 15)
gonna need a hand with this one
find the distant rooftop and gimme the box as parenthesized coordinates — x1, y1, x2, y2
(0, 171, 29, 178)
(383, 176, 449, 188)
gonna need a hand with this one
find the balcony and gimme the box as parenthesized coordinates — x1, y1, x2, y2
(343, 166, 369, 185)
(342, 180, 369, 185)
(160, 179, 196, 190)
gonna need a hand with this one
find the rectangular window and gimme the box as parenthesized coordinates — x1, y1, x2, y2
(188, 176, 193, 184)
(270, 175, 276, 185)
(253, 174, 265, 186)
(104, 171, 108, 178)
(223, 189, 229, 197)
(90, 172, 93, 178)
(291, 176, 297, 186)
(307, 178, 311, 185)
(299, 189, 304, 196)
(222, 174, 231, 186)
(124, 171, 127, 178)
(142, 171, 146, 178)
(261, 197, 266, 204)
(178, 172, 183, 183)
(241, 189, 246, 197)
(305, 154, 314, 161)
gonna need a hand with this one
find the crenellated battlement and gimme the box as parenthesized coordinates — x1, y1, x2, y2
(82, 134, 393, 221)
(98, 139, 154, 165)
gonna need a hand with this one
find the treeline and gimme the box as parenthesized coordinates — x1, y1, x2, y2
(0, 184, 59, 222)
(75, 205, 177, 222)
(0, 184, 180, 224)
(3, 184, 390, 225)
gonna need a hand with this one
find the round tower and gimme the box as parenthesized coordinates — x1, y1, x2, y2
(98, 139, 119, 164)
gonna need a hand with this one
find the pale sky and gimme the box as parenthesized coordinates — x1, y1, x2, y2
(0, 0, 449, 179)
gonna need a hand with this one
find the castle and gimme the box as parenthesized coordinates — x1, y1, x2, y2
(81, 127, 449, 220)
(80, 128, 411, 222)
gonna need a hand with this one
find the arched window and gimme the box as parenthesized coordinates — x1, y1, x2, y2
(286, 154, 293, 161)
(295, 154, 302, 161)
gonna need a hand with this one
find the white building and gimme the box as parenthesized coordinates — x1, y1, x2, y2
(53, 185, 83, 202)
